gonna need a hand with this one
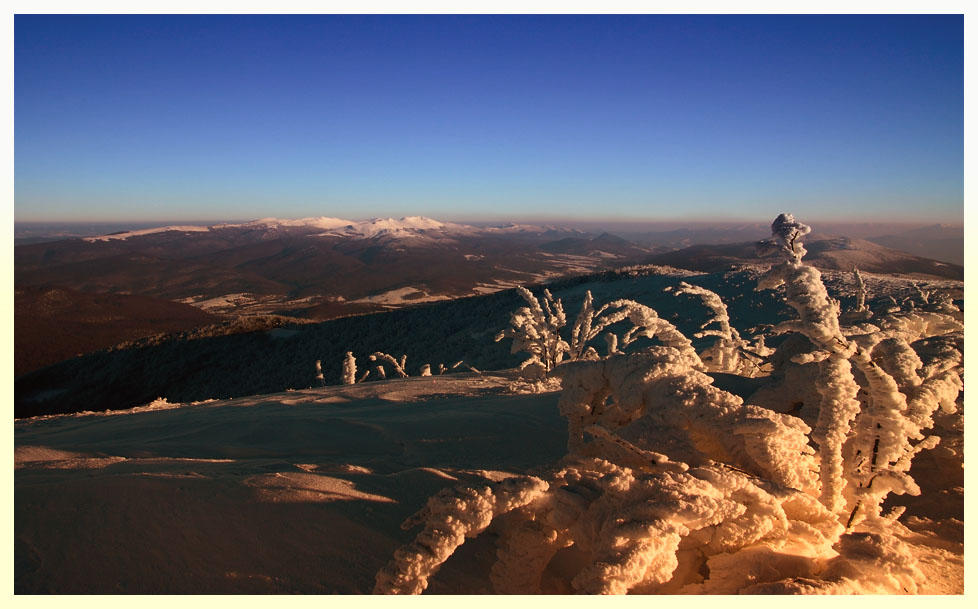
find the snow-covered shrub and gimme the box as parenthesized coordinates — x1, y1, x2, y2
(497, 285, 700, 377)
(314, 360, 325, 387)
(375, 213, 962, 594)
(568, 294, 700, 363)
(341, 352, 356, 385)
(495, 286, 569, 376)
(369, 352, 408, 378)
(449, 360, 481, 374)
(666, 281, 762, 376)
(852, 268, 869, 314)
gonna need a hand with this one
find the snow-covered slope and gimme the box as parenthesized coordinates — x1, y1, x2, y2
(320, 216, 474, 239)
(229, 216, 354, 230)
(80, 217, 357, 241)
(82, 224, 213, 241)
(15, 373, 567, 593)
(15, 363, 962, 593)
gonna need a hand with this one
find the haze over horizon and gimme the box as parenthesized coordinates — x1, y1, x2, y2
(15, 14, 963, 225)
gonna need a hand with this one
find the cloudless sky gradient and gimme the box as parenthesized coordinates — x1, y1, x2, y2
(14, 14, 964, 223)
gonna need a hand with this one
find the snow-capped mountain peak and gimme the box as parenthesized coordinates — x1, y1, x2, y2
(322, 216, 473, 239)
(224, 217, 354, 230)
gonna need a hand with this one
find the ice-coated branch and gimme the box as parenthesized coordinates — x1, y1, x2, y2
(589, 299, 701, 364)
(567, 290, 595, 360)
(490, 519, 570, 593)
(812, 356, 862, 512)
(369, 352, 408, 378)
(668, 281, 753, 374)
(374, 476, 549, 594)
(757, 264, 852, 356)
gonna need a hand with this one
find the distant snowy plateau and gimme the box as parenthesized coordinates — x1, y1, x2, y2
(18, 216, 653, 317)
(16, 215, 962, 320)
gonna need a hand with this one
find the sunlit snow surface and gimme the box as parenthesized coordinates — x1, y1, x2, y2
(15, 366, 962, 594)
(15, 373, 571, 593)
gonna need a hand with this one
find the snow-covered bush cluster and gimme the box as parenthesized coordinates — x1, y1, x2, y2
(495, 285, 700, 378)
(338, 351, 480, 384)
(375, 214, 963, 595)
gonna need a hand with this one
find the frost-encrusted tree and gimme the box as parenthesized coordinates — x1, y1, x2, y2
(495, 287, 570, 376)
(568, 290, 699, 363)
(498, 286, 701, 377)
(374, 213, 962, 595)
(853, 267, 869, 314)
(752, 213, 962, 525)
(341, 352, 357, 385)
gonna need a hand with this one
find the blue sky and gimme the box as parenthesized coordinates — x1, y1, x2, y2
(14, 14, 964, 224)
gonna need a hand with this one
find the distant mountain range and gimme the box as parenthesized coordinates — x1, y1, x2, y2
(14, 286, 222, 376)
(864, 224, 963, 267)
(14, 215, 962, 377)
(644, 236, 962, 280)
(15, 216, 654, 319)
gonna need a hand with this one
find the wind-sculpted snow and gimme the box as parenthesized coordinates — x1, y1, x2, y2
(375, 214, 963, 594)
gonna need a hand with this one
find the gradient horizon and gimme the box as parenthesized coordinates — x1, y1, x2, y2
(15, 14, 964, 224)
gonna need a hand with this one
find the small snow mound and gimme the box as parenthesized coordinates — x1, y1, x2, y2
(244, 472, 396, 503)
(15, 446, 126, 469)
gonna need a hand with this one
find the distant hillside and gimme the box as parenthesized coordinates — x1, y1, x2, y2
(14, 264, 961, 418)
(15, 286, 223, 376)
(866, 224, 963, 266)
(14, 216, 654, 319)
(644, 237, 962, 280)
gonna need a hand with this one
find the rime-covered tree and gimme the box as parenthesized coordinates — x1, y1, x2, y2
(341, 352, 357, 385)
(494, 287, 569, 376)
